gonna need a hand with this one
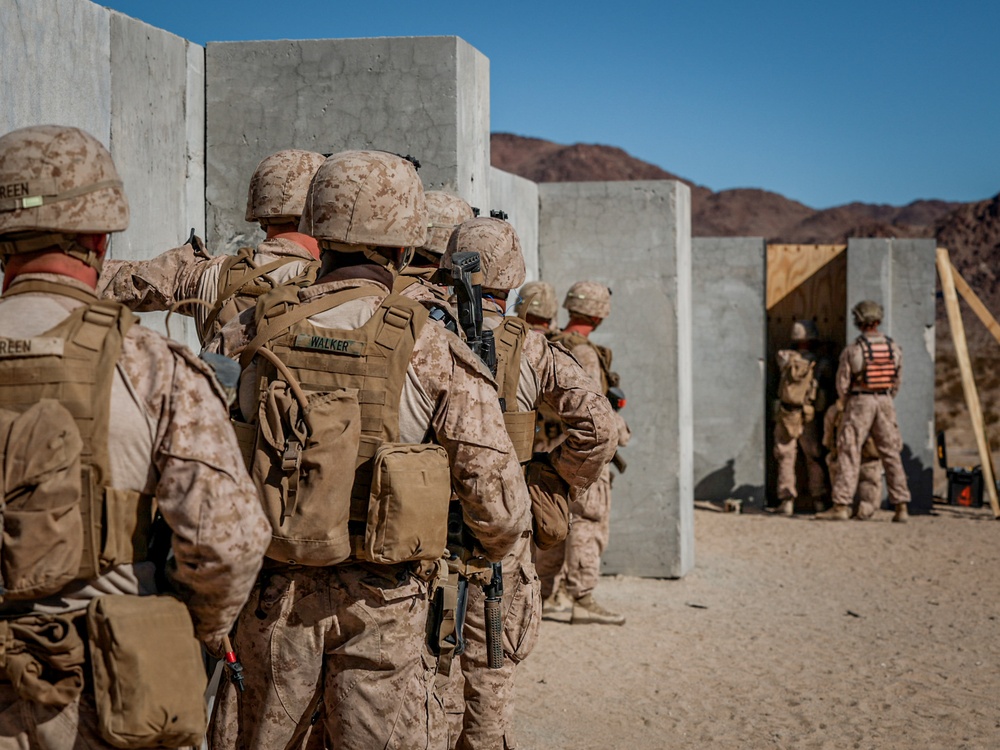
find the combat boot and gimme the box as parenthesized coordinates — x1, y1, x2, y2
(777, 499, 794, 516)
(572, 594, 625, 626)
(892, 503, 909, 523)
(815, 504, 850, 521)
(541, 584, 573, 623)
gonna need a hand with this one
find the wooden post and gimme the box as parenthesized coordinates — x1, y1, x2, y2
(936, 247, 1000, 517)
(951, 263, 1000, 349)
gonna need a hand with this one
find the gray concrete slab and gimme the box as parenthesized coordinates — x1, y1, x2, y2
(847, 238, 936, 511)
(490, 167, 539, 282)
(206, 36, 490, 256)
(0, 0, 112, 141)
(692, 238, 767, 508)
(538, 181, 694, 578)
(108, 11, 203, 349)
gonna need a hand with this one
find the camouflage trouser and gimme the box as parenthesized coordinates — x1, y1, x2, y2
(438, 536, 541, 750)
(535, 472, 611, 600)
(831, 393, 910, 507)
(0, 683, 153, 750)
(827, 454, 884, 518)
(773, 408, 826, 500)
(207, 564, 441, 750)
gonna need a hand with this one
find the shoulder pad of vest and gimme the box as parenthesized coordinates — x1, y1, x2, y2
(163, 337, 231, 405)
(253, 284, 303, 327)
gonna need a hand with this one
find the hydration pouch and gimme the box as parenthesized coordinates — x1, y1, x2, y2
(525, 457, 571, 550)
(254, 380, 360, 566)
(362, 443, 451, 564)
(87, 595, 207, 749)
(0, 399, 84, 602)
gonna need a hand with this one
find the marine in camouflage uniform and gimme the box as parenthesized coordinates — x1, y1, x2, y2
(823, 400, 884, 519)
(98, 149, 326, 345)
(772, 320, 830, 515)
(436, 220, 617, 749)
(818, 300, 910, 522)
(514, 281, 564, 454)
(535, 281, 630, 626)
(206, 151, 530, 750)
(0, 125, 270, 750)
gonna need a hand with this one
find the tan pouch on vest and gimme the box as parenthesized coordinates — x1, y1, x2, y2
(0, 399, 85, 601)
(87, 595, 207, 749)
(503, 410, 537, 464)
(231, 420, 257, 471)
(525, 459, 571, 550)
(255, 381, 359, 566)
(363, 443, 451, 564)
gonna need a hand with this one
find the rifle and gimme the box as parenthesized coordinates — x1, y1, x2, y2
(450, 250, 504, 669)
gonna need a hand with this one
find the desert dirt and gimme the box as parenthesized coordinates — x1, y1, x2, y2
(513, 503, 1000, 749)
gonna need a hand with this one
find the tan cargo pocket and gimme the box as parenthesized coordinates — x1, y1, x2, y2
(524, 459, 571, 551)
(87, 594, 207, 749)
(503, 410, 537, 464)
(363, 443, 451, 564)
(778, 404, 805, 440)
(503, 564, 541, 664)
(0, 400, 85, 601)
(254, 382, 359, 566)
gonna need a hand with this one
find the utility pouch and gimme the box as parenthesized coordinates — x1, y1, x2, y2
(231, 420, 257, 471)
(0, 400, 85, 602)
(254, 380, 359, 566)
(503, 410, 537, 464)
(525, 457, 571, 550)
(362, 443, 451, 564)
(86, 595, 206, 749)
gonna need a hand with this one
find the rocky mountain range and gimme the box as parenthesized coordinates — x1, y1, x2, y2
(492, 133, 1000, 349)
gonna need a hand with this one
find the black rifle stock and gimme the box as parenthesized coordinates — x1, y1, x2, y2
(451, 250, 504, 669)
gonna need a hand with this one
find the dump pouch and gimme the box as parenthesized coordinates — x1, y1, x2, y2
(86, 594, 207, 749)
(253, 379, 359, 566)
(362, 443, 451, 564)
(525, 457, 571, 550)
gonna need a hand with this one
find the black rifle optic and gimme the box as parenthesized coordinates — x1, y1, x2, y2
(490, 209, 508, 221)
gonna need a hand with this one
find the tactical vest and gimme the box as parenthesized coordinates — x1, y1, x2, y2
(0, 281, 151, 602)
(777, 350, 817, 408)
(549, 330, 619, 393)
(489, 314, 536, 463)
(855, 335, 897, 392)
(198, 246, 319, 345)
(239, 284, 451, 566)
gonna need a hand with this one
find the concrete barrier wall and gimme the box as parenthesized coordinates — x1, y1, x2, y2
(1, 0, 204, 349)
(206, 36, 490, 256)
(847, 238, 936, 511)
(538, 181, 694, 578)
(691, 238, 767, 508)
(490, 167, 539, 282)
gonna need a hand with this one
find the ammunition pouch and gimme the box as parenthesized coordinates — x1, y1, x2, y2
(87, 594, 206, 748)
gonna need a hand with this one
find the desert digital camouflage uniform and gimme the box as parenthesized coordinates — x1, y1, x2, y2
(824, 300, 910, 520)
(823, 402, 883, 519)
(0, 125, 270, 750)
(207, 152, 530, 750)
(98, 149, 326, 345)
(535, 281, 629, 625)
(437, 220, 617, 749)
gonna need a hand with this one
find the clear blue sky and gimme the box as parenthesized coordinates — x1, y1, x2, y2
(100, 0, 1000, 210)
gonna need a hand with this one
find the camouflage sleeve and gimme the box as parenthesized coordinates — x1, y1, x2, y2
(568, 341, 604, 393)
(526, 332, 616, 492)
(415, 326, 531, 561)
(892, 339, 904, 395)
(835, 346, 853, 398)
(615, 411, 632, 448)
(126, 330, 269, 644)
(98, 241, 221, 313)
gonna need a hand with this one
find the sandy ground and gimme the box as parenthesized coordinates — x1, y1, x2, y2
(513, 503, 1000, 750)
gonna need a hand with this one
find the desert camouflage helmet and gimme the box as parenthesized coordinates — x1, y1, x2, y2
(441, 217, 525, 291)
(790, 319, 819, 342)
(0, 125, 128, 264)
(564, 280, 611, 320)
(516, 280, 558, 321)
(421, 191, 474, 257)
(299, 151, 427, 256)
(852, 300, 883, 327)
(245, 149, 327, 224)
